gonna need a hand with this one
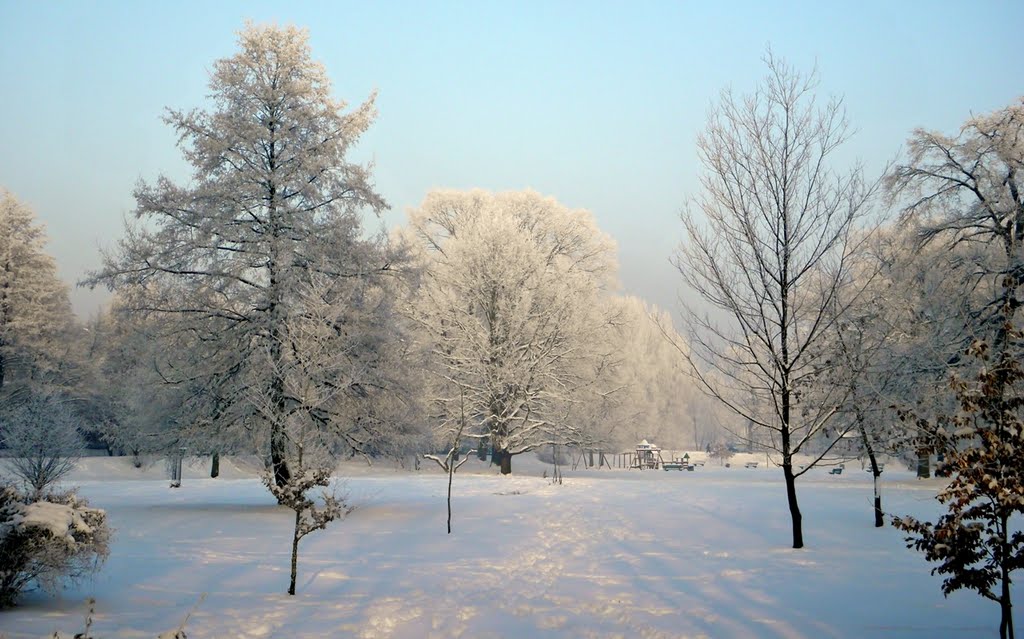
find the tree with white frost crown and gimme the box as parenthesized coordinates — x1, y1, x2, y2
(400, 189, 618, 474)
(887, 97, 1024, 346)
(595, 296, 710, 451)
(0, 189, 74, 407)
(84, 23, 396, 491)
(674, 52, 880, 549)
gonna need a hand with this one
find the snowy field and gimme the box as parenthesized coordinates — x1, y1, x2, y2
(0, 455, 1014, 639)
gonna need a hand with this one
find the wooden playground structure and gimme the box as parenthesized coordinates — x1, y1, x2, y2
(569, 441, 705, 471)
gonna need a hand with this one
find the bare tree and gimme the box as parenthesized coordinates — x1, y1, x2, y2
(674, 53, 879, 548)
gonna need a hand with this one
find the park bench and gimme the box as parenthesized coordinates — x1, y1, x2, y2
(663, 462, 695, 471)
(865, 463, 885, 473)
(829, 466, 843, 475)
(744, 461, 758, 469)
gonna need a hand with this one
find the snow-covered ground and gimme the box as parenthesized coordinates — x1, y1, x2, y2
(0, 454, 1012, 638)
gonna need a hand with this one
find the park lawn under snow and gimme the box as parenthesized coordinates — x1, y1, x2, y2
(0, 455, 1014, 639)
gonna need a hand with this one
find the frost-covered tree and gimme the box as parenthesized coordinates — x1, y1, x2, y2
(592, 296, 707, 451)
(85, 23, 398, 490)
(886, 98, 1024, 481)
(400, 189, 618, 474)
(887, 97, 1024, 345)
(83, 301, 191, 466)
(0, 189, 75, 406)
(893, 333, 1024, 639)
(884, 102, 1024, 636)
(0, 395, 84, 498)
(674, 53, 879, 548)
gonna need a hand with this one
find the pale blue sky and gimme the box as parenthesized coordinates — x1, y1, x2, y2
(1, 0, 1021, 317)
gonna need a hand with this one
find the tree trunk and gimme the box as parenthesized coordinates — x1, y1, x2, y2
(1001, 514, 1015, 639)
(783, 462, 804, 549)
(858, 418, 884, 527)
(288, 510, 300, 596)
(916, 448, 930, 479)
(872, 472, 883, 528)
(447, 454, 455, 535)
(266, 175, 291, 492)
(271, 424, 291, 490)
(1000, 577, 1014, 639)
(497, 450, 512, 475)
(210, 452, 220, 478)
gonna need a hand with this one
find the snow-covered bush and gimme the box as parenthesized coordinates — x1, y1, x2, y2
(0, 485, 110, 608)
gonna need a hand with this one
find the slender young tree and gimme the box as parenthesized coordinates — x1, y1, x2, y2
(893, 333, 1024, 639)
(422, 386, 472, 534)
(85, 23, 391, 489)
(674, 53, 878, 548)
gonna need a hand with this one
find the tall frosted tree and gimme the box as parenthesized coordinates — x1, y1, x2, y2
(0, 189, 74, 405)
(86, 23, 392, 489)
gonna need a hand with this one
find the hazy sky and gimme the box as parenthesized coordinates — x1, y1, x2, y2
(1, 0, 1021, 318)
